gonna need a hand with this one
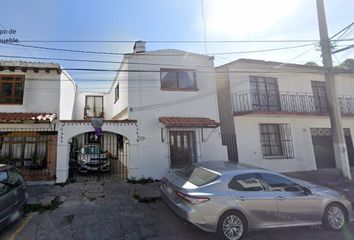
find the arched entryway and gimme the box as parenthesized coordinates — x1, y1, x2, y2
(68, 131, 130, 182)
(56, 120, 139, 183)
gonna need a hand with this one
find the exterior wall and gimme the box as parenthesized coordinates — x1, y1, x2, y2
(106, 61, 129, 120)
(0, 69, 61, 114)
(118, 51, 227, 179)
(72, 92, 107, 120)
(235, 115, 354, 173)
(59, 71, 77, 120)
(222, 62, 354, 96)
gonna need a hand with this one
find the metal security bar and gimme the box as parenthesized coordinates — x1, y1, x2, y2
(68, 131, 129, 182)
(259, 123, 294, 159)
(233, 91, 354, 116)
(0, 128, 57, 181)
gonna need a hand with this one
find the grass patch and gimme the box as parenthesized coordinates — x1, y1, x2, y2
(127, 177, 158, 185)
(132, 189, 161, 203)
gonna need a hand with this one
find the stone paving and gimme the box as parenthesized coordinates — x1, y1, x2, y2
(1, 169, 354, 240)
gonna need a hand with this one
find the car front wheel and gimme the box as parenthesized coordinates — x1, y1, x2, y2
(323, 203, 346, 231)
(218, 210, 247, 240)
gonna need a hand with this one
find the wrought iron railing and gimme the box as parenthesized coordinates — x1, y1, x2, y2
(232, 91, 354, 116)
(84, 107, 104, 118)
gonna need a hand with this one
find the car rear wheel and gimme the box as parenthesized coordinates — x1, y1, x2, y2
(323, 203, 346, 231)
(218, 211, 247, 240)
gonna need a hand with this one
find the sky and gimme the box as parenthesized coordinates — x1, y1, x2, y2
(0, 0, 353, 92)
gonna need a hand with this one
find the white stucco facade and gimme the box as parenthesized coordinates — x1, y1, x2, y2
(109, 49, 227, 179)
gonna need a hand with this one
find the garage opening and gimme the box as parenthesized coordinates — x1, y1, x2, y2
(311, 128, 354, 168)
(68, 131, 129, 182)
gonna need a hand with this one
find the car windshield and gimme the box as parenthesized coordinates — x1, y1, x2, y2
(0, 169, 22, 197)
(84, 145, 101, 154)
(174, 165, 220, 187)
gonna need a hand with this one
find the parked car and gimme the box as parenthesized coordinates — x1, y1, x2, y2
(160, 161, 354, 240)
(77, 144, 110, 173)
(0, 165, 27, 230)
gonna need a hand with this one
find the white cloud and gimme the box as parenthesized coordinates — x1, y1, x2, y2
(203, 0, 303, 39)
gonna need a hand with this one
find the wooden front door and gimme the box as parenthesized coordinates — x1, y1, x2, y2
(169, 131, 196, 168)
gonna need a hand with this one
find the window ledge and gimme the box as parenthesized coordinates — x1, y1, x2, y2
(0, 103, 23, 105)
(262, 156, 295, 160)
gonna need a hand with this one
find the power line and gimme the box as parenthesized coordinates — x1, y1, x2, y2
(331, 21, 354, 40)
(16, 40, 319, 43)
(0, 54, 208, 67)
(0, 42, 315, 56)
(12, 38, 354, 43)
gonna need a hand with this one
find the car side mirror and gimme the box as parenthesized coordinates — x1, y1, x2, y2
(302, 186, 312, 195)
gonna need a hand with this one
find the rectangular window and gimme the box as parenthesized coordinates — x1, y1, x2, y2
(250, 76, 280, 111)
(311, 81, 328, 112)
(85, 96, 104, 118)
(0, 75, 24, 104)
(115, 83, 119, 102)
(259, 123, 294, 159)
(160, 69, 197, 90)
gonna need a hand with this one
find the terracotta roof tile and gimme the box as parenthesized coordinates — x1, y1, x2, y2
(0, 112, 56, 123)
(159, 117, 219, 128)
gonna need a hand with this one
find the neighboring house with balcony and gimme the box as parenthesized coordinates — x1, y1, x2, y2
(0, 60, 76, 181)
(216, 59, 354, 173)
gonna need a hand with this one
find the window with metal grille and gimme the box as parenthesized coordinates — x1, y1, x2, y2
(250, 76, 280, 111)
(259, 123, 294, 159)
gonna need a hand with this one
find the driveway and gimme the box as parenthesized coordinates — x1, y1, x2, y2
(1, 169, 354, 240)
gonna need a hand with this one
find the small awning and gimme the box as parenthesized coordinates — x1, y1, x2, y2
(0, 112, 57, 123)
(159, 117, 219, 128)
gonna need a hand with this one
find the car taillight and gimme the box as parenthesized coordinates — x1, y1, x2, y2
(176, 191, 210, 205)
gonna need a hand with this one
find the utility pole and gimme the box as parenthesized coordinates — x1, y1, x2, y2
(316, 0, 351, 180)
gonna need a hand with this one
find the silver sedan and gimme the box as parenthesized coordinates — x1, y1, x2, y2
(160, 161, 354, 240)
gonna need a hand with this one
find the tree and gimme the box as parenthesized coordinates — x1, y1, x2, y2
(305, 61, 319, 66)
(338, 58, 354, 70)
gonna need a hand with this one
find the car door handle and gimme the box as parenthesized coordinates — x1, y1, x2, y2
(238, 196, 247, 201)
(276, 196, 285, 200)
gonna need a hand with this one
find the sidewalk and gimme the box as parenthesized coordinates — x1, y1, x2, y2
(1, 169, 354, 240)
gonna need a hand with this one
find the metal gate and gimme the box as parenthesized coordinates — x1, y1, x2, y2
(68, 131, 129, 182)
(311, 128, 354, 168)
(0, 128, 57, 181)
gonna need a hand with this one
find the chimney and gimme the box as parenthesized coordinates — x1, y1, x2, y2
(133, 40, 146, 53)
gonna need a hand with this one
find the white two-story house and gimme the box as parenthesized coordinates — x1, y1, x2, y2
(54, 42, 228, 183)
(108, 41, 228, 178)
(0, 60, 76, 181)
(216, 59, 354, 173)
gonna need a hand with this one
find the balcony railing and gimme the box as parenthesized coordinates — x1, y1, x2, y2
(84, 107, 104, 119)
(232, 91, 354, 116)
